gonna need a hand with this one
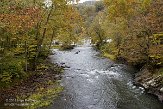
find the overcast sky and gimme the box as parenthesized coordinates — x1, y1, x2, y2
(79, 0, 98, 3)
(79, 0, 87, 3)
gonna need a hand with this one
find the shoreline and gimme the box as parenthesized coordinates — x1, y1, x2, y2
(0, 59, 64, 109)
(102, 52, 163, 103)
(134, 67, 163, 102)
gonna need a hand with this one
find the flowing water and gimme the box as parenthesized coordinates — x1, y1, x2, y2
(47, 45, 163, 109)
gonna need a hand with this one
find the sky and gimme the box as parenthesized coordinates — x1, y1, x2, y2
(67, 0, 100, 4)
(79, 0, 87, 3)
(79, 0, 98, 3)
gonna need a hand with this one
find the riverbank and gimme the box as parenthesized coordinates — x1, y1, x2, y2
(0, 59, 63, 109)
(134, 67, 163, 102)
(102, 52, 163, 103)
(46, 46, 163, 109)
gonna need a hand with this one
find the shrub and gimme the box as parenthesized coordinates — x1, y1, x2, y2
(0, 56, 26, 87)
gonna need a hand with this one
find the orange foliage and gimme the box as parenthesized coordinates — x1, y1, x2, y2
(0, 7, 41, 32)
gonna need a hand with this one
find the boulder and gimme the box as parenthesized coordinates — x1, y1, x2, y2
(160, 87, 163, 93)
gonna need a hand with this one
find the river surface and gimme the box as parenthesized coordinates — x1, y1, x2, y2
(47, 45, 163, 109)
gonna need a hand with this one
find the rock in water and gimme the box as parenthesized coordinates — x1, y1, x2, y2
(75, 51, 80, 54)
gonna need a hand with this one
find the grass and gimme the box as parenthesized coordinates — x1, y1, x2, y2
(20, 81, 63, 109)
(52, 45, 61, 49)
(158, 68, 163, 76)
(23, 62, 64, 109)
(0, 60, 64, 109)
(103, 52, 116, 60)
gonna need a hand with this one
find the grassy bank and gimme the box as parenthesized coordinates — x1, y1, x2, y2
(102, 52, 116, 60)
(0, 60, 64, 109)
(97, 44, 163, 102)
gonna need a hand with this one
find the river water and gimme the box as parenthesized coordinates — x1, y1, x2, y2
(47, 45, 163, 109)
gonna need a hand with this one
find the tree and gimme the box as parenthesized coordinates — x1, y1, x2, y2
(87, 0, 163, 66)
(95, 1, 104, 12)
(0, 0, 83, 86)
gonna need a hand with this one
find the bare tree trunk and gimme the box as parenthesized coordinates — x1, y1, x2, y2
(34, 4, 54, 69)
(49, 29, 55, 50)
(25, 41, 28, 72)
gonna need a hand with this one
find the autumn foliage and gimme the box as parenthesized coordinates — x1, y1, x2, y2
(0, 0, 82, 87)
(88, 0, 163, 67)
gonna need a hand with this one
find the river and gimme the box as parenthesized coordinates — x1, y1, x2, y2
(47, 45, 163, 109)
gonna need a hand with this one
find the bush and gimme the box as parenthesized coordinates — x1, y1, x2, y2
(0, 56, 26, 87)
(60, 44, 75, 50)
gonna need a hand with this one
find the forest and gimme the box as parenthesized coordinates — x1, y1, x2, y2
(0, 0, 82, 87)
(0, 0, 163, 109)
(84, 0, 163, 103)
(89, 0, 163, 67)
